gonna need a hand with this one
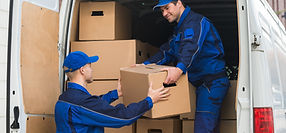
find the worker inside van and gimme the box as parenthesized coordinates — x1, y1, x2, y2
(142, 0, 230, 132)
(54, 51, 170, 133)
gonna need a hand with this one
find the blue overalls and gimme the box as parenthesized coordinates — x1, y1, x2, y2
(55, 82, 153, 133)
(144, 6, 230, 133)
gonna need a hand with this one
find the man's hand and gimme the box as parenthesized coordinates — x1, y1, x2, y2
(147, 82, 170, 103)
(161, 67, 183, 84)
(117, 79, 123, 97)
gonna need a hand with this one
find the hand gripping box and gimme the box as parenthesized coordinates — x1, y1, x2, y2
(120, 65, 191, 118)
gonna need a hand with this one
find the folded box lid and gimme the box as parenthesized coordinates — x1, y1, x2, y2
(120, 64, 172, 74)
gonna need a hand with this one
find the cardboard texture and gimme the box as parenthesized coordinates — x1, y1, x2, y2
(182, 120, 237, 133)
(105, 123, 135, 133)
(21, 2, 60, 114)
(71, 40, 158, 79)
(220, 80, 237, 119)
(87, 80, 123, 106)
(26, 116, 56, 133)
(120, 65, 191, 118)
(180, 80, 237, 120)
(79, 1, 131, 40)
(136, 118, 181, 133)
(180, 83, 197, 120)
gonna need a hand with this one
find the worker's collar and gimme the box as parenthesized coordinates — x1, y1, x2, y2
(175, 6, 191, 33)
(67, 82, 90, 95)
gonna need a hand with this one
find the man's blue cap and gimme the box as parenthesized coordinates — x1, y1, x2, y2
(153, 0, 176, 10)
(63, 51, 99, 73)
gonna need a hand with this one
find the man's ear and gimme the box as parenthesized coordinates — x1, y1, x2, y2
(177, 0, 183, 7)
(79, 67, 85, 75)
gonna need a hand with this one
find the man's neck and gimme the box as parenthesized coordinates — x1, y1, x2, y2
(70, 79, 87, 88)
(177, 7, 186, 23)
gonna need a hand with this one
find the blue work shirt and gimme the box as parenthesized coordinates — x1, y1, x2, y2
(144, 6, 226, 85)
(55, 82, 153, 133)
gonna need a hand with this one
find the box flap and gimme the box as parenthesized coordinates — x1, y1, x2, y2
(120, 64, 172, 74)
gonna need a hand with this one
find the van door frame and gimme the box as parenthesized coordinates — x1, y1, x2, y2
(236, 0, 253, 132)
(6, 0, 14, 132)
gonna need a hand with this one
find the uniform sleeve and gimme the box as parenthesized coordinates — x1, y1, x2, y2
(144, 41, 171, 65)
(70, 96, 153, 128)
(176, 17, 211, 73)
(99, 90, 119, 104)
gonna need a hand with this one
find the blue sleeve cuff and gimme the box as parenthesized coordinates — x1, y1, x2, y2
(143, 61, 151, 65)
(176, 62, 187, 74)
(145, 97, 153, 109)
(111, 90, 119, 100)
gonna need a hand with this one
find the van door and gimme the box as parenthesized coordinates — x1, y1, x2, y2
(242, 0, 286, 132)
(8, 0, 61, 132)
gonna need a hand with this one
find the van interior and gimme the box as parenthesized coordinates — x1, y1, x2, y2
(69, 0, 239, 132)
(70, 0, 239, 79)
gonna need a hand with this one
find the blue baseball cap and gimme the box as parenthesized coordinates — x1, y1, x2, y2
(63, 51, 99, 73)
(153, 0, 177, 10)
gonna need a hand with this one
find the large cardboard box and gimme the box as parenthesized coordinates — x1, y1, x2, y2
(137, 119, 181, 133)
(182, 120, 237, 133)
(180, 80, 237, 120)
(79, 1, 131, 40)
(105, 123, 135, 133)
(71, 40, 158, 79)
(120, 65, 191, 118)
(87, 80, 122, 106)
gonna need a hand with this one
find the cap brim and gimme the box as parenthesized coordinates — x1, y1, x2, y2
(153, 2, 170, 10)
(89, 56, 99, 63)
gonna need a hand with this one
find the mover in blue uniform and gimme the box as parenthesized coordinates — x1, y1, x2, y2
(55, 51, 170, 133)
(143, 0, 230, 132)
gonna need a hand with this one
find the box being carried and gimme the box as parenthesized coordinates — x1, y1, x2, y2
(120, 65, 191, 118)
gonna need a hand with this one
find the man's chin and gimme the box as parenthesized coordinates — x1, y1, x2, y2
(87, 80, 93, 84)
(167, 19, 175, 23)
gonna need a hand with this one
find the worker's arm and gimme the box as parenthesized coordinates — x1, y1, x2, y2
(99, 79, 122, 104)
(65, 85, 170, 128)
(98, 90, 119, 104)
(143, 42, 173, 65)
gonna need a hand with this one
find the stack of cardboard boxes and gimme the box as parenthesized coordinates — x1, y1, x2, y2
(72, 1, 237, 133)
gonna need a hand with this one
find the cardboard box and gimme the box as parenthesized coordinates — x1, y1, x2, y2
(71, 40, 158, 79)
(79, 1, 131, 40)
(179, 83, 196, 120)
(137, 119, 181, 133)
(120, 65, 191, 118)
(105, 123, 135, 133)
(87, 80, 122, 106)
(220, 80, 237, 119)
(182, 120, 237, 133)
(180, 80, 237, 120)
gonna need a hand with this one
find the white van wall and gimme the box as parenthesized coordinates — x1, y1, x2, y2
(0, 0, 10, 132)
